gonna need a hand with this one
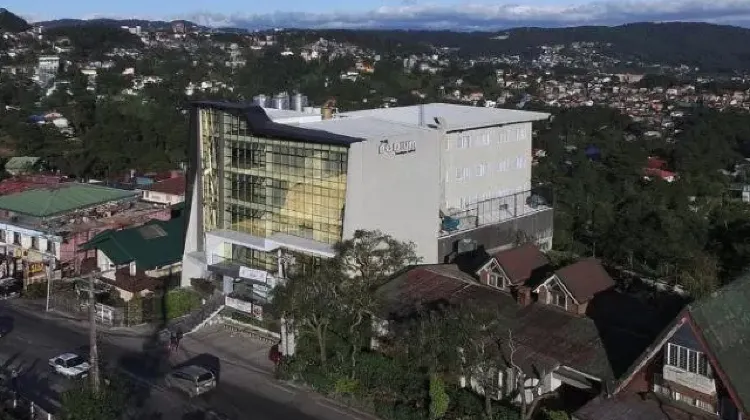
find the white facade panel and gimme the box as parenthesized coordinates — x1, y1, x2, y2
(441, 122, 533, 211)
(343, 130, 441, 263)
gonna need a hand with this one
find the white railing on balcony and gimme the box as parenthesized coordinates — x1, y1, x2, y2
(663, 365, 716, 396)
(440, 187, 553, 237)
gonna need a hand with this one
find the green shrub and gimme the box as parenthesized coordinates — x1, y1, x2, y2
(429, 374, 449, 420)
(190, 278, 216, 298)
(24, 282, 47, 299)
(541, 409, 570, 420)
(334, 376, 359, 396)
(164, 289, 201, 320)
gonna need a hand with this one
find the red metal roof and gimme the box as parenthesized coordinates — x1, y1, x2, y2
(145, 175, 186, 196)
(0, 175, 68, 195)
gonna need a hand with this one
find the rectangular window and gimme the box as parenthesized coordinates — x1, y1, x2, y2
(695, 399, 713, 412)
(13, 233, 20, 245)
(482, 133, 491, 145)
(499, 130, 508, 143)
(516, 156, 528, 170)
(498, 159, 509, 172)
(46, 240, 54, 253)
(488, 273, 499, 287)
(667, 343, 711, 377)
(456, 168, 464, 181)
(0, 231, 5, 243)
(551, 292, 566, 309)
(31, 237, 38, 250)
(456, 135, 470, 149)
(476, 163, 486, 177)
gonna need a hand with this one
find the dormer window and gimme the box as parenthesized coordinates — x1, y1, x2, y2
(548, 282, 567, 309)
(488, 273, 500, 288)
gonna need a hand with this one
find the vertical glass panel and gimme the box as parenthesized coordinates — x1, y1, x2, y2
(217, 124, 348, 245)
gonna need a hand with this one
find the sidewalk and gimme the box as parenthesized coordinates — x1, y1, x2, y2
(180, 324, 275, 374)
(172, 325, 382, 420)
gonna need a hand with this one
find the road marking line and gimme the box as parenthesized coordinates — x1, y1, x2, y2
(318, 401, 366, 418)
(267, 381, 295, 394)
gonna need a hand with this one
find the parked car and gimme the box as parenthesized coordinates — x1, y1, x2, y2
(165, 365, 216, 397)
(49, 353, 90, 378)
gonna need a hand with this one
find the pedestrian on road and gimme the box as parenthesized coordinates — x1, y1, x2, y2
(169, 332, 178, 353)
(176, 328, 184, 350)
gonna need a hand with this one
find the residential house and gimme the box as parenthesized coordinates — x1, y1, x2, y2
(80, 215, 184, 301)
(5, 156, 41, 176)
(0, 183, 171, 284)
(574, 271, 750, 420)
(470, 242, 551, 292)
(140, 174, 186, 206)
(374, 254, 662, 409)
(532, 258, 616, 316)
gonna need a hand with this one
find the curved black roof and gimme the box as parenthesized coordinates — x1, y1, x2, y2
(192, 101, 363, 146)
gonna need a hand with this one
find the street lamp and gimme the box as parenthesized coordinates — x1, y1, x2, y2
(44, 256, 56, 312)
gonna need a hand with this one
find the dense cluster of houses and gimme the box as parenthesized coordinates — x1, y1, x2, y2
(371, 242, 749, 420)
(0, 159, 186, 302)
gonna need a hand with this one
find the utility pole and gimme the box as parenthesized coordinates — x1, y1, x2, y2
(88, 271, 100, 392)
(45, 258, 56, 312)
(85, 268, 115, 393)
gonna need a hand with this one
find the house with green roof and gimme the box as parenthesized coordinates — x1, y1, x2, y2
(575, 273, 750, 420)
(80, 215, 185, 301)
(0, 183, 159, 286)
(0, 183, 138, 219)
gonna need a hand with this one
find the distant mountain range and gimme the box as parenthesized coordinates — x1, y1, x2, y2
(34, 17, 250, 34)
(35, 18, 203, 31)
(0, 8, 30, 32)
(4, 7, 750, 74)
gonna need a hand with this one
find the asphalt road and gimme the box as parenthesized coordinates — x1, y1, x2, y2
(0, 301, 364, 420)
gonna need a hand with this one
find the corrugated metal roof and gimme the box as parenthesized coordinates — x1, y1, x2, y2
(81, 215, 184, 270)
(340, 103, 550, 132)
(0, 183, 138, 217)
(377, 263, 643, 381)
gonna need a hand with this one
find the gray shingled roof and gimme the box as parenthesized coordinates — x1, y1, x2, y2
(688, 272, 750, 414)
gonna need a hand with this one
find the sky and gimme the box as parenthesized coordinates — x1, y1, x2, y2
(6, 0, 750, 31)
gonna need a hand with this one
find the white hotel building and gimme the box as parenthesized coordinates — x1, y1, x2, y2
(181, 102, 552, 305)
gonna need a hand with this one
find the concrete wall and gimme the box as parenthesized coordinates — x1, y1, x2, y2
(438, 208, 553, 262)
(142, 190, 184, 205)
(442, 123, 532, 210)
(343, 129, 441, 263)
(181, 180, 206, 287)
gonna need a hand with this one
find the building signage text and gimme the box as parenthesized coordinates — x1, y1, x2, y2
(239, 266, 268, 283)
(379, 139, 416, 157)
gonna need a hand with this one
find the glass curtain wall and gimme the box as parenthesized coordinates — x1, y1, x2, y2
(221, 113, 348, 246)
(199, 108, 222, 233)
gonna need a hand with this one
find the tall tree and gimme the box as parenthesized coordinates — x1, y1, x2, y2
(272, 262, 342, 365)
(333, 230, 421, 374)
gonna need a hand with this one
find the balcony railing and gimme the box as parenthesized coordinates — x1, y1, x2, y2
(440, 186, 554, 237)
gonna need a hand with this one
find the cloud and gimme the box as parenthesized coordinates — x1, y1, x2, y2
(182, 0, 750, 31)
